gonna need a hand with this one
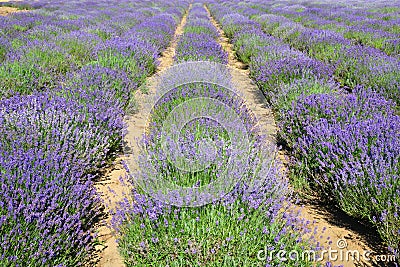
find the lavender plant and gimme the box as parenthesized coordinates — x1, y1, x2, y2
(279, 88, 400, 260)
(115, 161, 320, 266)
(250, 53, 333, 96)
(269, 78, 338, 117)
(250, 0, 400, 56)
(334, 45, 400, 105)
(0, 93, 103, 266)
(228, 1, 400, 106)
(0, 40, 74, 98)
(55, 31, 101, 66)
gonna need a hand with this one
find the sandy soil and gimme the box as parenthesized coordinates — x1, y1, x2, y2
(0, 6, 25, 16)
(205, 5, 390, 267)
(0, 0, 28, 16)
(156, 9, 189, 71)
(92, 159, 129, 267)
(93, 8, 190, 267)
(0, 0, 32, 16)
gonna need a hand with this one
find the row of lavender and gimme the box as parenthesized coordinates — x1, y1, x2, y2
(223, 0, 400, 56)
(113, 3, 325, 266)
(285, 0, 400, 26)
(0, 1, 187, 265)
(208, 1, 399, 263)
(229, 2, 400, 107)
(174, 4, 228, 63)
(0, 0, 175, 98)
(258, 0, 400, 56)
(282, 0, 400, 26)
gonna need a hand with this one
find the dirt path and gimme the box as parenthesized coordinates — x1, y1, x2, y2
(0, 0, 30, 16)
(93, 8, 190, 267)
(204, 5, 389, 267)
(0, 0, 29, 16)
(0, 6, 26, 16)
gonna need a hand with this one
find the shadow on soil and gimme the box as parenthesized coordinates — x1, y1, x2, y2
(298, 198, 397, 267)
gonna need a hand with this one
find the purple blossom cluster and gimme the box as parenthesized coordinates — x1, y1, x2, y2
(0, 0, 186, 99)
(1, 0, 397, 265)
(123, 14, 178, 50)
(115, 83, 323, 263)
(92, 11, 181, 85)
(139, 81, 260, 202)
(209, 0, 399, 107)
(279, 88, 400, 261)
(268, 1, 400, 55)
(231, 1, 400, 106)
(0, 0, 188, 265)
(114, 159, 324, 265)
(0, 92, 104, 266)
(209, 5, 333, 100)
(174, 4, 228, 63)
(257, 11, 399, 105)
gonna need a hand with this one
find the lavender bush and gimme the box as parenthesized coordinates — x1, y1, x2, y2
(250, 53, 333, 96)
(279, 88, 400, 260)
(230, 2, 400, 106)
(269, 78, 338, 117)
(249, 0, 400, 56)
(0, 93, 103, 266)
(115, 160, 320, 266)
(209, 3, 333, 102)
(0, 40, 75, 98)
(334, 45, 400, 105)
(1, 0, 397, 265)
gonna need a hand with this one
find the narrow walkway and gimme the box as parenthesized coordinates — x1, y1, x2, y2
(206, 8, 277, 145)
(205, 5, 381, 267)
(0, 0, 27, 16)
(0, 7, 27, 16)
(94, 8, 190, 267)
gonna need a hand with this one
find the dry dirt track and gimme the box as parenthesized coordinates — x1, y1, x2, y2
(0, 6, 24, 16)
(0, 0, 28, 16)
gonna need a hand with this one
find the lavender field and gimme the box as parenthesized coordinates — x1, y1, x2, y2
(0, 0, 398, 266)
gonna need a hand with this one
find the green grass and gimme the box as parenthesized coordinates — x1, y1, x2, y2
(271, 78, 335, 117)
(233, 34, 274, 64)
(118, 196, 315, 267)
(0, 45, 72, 98)
(117, 80, 320, 266)
(184, 25, 216, 36)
